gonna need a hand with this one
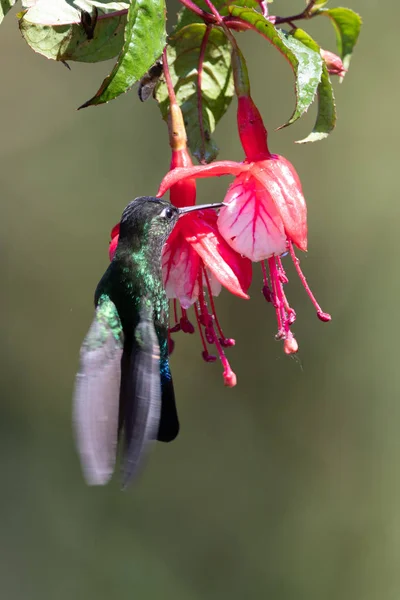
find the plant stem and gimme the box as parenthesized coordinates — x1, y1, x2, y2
(162, 47, 177, 104)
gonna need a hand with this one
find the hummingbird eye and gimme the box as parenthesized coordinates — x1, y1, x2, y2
(161, 207, 174, 220)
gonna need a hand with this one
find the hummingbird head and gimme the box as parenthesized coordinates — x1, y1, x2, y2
(118, 197, 180, 255)
(117, 196, 223, 257)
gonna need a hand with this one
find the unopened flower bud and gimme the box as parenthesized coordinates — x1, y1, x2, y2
(320, 49, 347, 79)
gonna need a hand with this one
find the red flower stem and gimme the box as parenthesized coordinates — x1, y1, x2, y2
(273, 0, 318, 25)
(96, 9, 128, 21)
(202, 0, 239, 50)
(162, 47, 177, 105)
(86, 4, 318, 29)
(197, 26, 211, 161)
(288, 241, 330, 321)
(178, 0, 214, 21)
(202, 0, 222, 23)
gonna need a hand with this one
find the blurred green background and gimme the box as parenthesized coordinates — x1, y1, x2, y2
(0, 1, 397, 598)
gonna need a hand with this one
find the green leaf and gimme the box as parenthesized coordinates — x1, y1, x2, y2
(80, 0, 166, 107)
(19, 13, 127, 63)
(19, 0, 129, 62)
(20, 0, 128, 25)
(228, 6, 323, 127)
(0, 0, 17, 25)
(155, 24, 234, 164)
(291, 29, 336, 143)
(322, 7, 362, 71)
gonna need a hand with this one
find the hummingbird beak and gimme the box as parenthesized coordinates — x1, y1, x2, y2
(178, 202, 225, 216)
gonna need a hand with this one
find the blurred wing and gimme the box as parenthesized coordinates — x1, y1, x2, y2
(73, 296, 124, 485)
(158, 360, 179, 442)
(122, 303, 162, 488)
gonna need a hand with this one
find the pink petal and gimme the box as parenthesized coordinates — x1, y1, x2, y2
(206, 268, 222, 297)
(157, 161, 248, 198)
(109, 223, 120, 261)
(218, 172, 287, 261)
(184, 212, 252, 298)
(162, 233, 200, 309)
(252, 157, 307, 251)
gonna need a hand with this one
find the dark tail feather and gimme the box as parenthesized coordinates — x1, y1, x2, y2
(158, 375, 179, 442)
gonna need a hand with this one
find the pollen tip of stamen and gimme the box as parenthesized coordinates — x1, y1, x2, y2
(284, 337, 298, 355)
(275, 330, 285, 341)
(169, 324, 181, 333)
(180, 317, 195, 334)
(262, 285, 272, 303)
(220, 337, 235, 347)
(168, 338, 175, 354)
(202, 350, 217, 363)
(317, 310, 332, 322)
(223, 369, 237, 387)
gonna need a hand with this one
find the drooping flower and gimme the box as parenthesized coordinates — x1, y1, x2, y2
(109, 82, 252, 386)
(158, 90, 330, 353)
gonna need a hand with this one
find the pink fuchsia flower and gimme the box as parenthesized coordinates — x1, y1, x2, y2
(162, 206, 252, 387)
(109, 100, 252, 386)
(158, 94, 330, 353)
(320, 49, 347, 79)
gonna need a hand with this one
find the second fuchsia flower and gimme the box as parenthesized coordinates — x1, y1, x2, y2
(110, 95, 252, 386)
(158, 49, 330, 354)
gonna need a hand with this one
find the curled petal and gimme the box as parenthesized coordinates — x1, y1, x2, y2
(184, 212, 252, 298)
(206, 268, 222, 297)
(157, 161, 248, 198)
(162, 232, 200, 308)
(252, 157, 307, 251)
(109, 223, 120, 261)
(218, 173, 287, 262)
(111, 223, 120, 239)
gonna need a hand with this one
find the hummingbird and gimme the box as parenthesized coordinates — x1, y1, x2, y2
(74, 196, 223, 488)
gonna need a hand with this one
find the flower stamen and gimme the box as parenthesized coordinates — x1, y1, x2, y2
(197, 270, 237, 385)
(194, 302, 217, 362)
(180, 308, 195, 333)
(288, 241, 331, 322)
(169, 299, 181, 333)
(268, 257, 285, 338)
(267, 256, 298, 353)
(261, 260, 273, 302)
(203, 268, 235, 347)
